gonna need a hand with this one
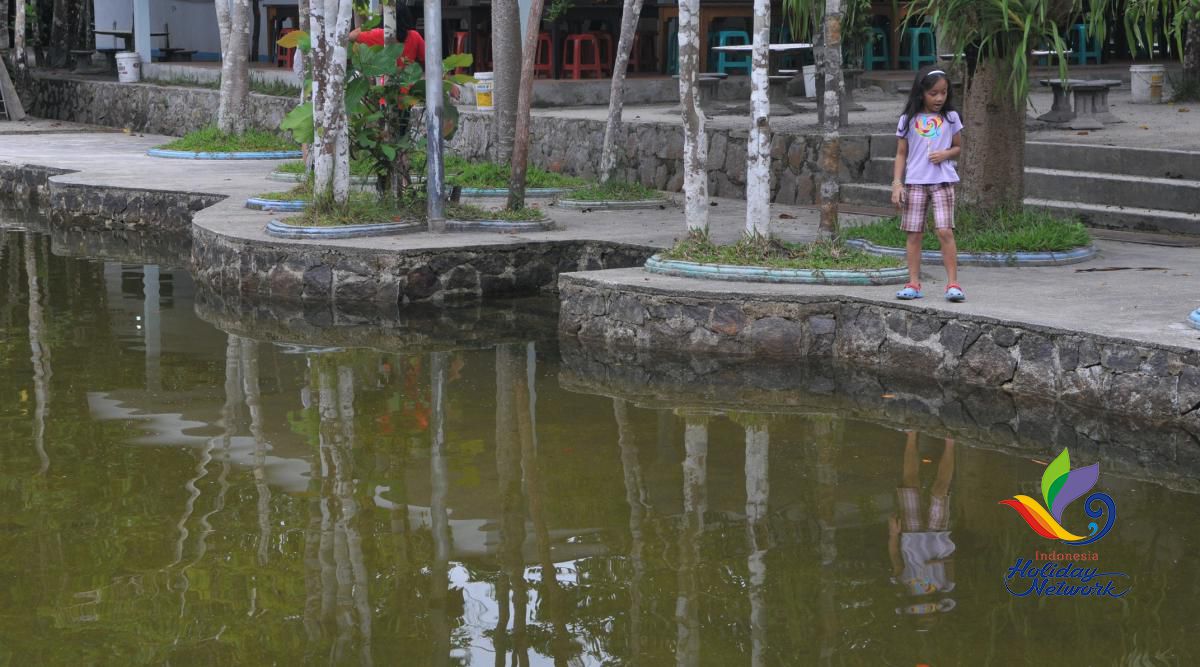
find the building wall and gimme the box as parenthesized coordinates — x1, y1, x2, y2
(93, 0, 294, 61)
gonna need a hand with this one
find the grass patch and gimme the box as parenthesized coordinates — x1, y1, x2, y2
(276, 159, 375, 177)
(444, 156, 586, 189)
(145, 76, 300, 98)
(255, 183, 310, 201)
(661, 232, 904, 271)
(566, 180, 664, 202)
(447, 203, 547, 221)
(159, 126, 298, 153)
(280, 192, 416, 227)
(842, 207, 1090, 253)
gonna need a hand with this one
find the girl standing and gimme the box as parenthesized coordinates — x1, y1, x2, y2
(891, 67, 965, 302)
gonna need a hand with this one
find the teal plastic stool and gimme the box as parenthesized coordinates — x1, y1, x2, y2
(898, 26, 936, 70)
(667, 20, 678, 75)
(864, 26, 889, 70)
(1071, 23, 1101, 65)
(714, 30, 751, 74)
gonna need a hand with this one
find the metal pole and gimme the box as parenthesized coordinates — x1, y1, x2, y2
(424, 0, 446, 232)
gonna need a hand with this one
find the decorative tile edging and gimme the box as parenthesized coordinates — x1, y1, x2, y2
(147, 148, 303, 160)
(247, 198, 307, 212)
(444, 218, 556, 233)
(844, 238, 1099, 267)
(265, 219, 423, 239)
(268, 170, 376, 185)
(556, 198, 671, 211)
(557, 273, 1200, 426)
(643, 254, 909, 285)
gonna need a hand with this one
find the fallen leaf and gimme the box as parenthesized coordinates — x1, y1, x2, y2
(779, 213, 796, 219)
(1139, 125, 1150, 130)
(1179, 107, 1191, 113)
(1076, 131, 1089, 135)
(881, 393, 896, 399)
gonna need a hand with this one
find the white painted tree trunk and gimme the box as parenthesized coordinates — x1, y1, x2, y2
(14, 0, 26, 74)
(745, 0, 771, 238)
(677, 0, 709, 233)
(818, 0, 845, 237)
(382, 1, 395, 44)
(215, 0, 252, 135)
(599, 0, 647, 183)
(310, 0, 354, 204)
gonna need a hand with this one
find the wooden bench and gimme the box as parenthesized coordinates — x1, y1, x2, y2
(158, 48, 196, 62)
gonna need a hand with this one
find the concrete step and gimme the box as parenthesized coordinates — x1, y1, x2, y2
(841, 182, 1200, 235)
(860, 158, 1200, 214)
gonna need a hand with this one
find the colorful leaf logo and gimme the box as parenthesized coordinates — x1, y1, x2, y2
(1000, 449, 1116, 545)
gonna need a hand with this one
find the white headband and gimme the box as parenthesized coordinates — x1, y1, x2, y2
(926, 69, 946, 76)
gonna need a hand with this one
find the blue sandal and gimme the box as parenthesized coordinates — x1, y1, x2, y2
(896, 283, 923, 300)
(945, 283, 966, 302)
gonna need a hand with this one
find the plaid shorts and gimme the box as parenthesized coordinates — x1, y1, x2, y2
(897, 487, 950, 532)
(901, 183, 956, 233)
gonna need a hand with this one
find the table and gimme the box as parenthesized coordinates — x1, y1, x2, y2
(659, 3, 754, 73)
(94, 29, 167, 53)
(1038, 78, 1121, 129)
(708, 44, 815, 114)
(1037, 78, 1086, 123)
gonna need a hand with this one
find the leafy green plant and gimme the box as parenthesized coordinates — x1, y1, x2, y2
(545, 0, 575, 23)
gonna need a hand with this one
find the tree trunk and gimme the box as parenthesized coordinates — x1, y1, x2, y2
(744, 0, 771, 237)
(678, 0, 709, 233)
(0, 0, 8, 50)
(15, 0, 27, 74)
(215, 0, 253, 135)
(49, 0, 68, 67)
(817, 0, 845, 237)
(382, 0, 395, 44)
(491, 0, 522, 164)
(960, 58, 1025, 209)
(599, 0, 647, 183)
(1185, 21, 1200, 83)
(310, 0, 354, 205)
(505, 0, 548, 210)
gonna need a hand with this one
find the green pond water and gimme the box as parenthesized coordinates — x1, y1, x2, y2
(1, 223, 1198, 666)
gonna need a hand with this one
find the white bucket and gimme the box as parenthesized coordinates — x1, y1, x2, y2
(116, 52, 141, 83)
(1130, 64, 1164, 104)
(475, 71, 494, 112)
(802, 65, 816, 98)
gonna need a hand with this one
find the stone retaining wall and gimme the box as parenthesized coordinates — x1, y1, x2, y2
(193, 226, 654, 306)
(453, 112, 880, 204)
(21, 74, 295, 136)
(0, 163, 68, 208)
(48, 183, 224, 232)
(558, 274, 1200, 428)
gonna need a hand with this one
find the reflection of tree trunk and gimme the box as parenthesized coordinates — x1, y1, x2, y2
(330, 364, 372, 666)
(495, 344, 528, 665)
(812, 416, 840, 667)
(614, 399, 647, 660)
(317, 364, 338, 639)
(675, 416, 707, 667)
(515, 348, 572, 666)
(744, 425, 769, 667)
(430, 352, 452, 667)
(241, 338, 272, 566)
(25, 234, 51, 475)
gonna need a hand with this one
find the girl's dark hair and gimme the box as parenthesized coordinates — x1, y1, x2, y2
(898, 66, 958, 137)
(395, 5, 416, 33)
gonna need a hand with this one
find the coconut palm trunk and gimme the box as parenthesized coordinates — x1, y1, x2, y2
(678, 0, 709, 233)
(505, 0, 549, 210)
(959, 59, 1025, 209)
(817, 0, 845, 237)
(599, 0, 649, 183)
(215, 0, 253, 135)
(745, 0, 772, 237)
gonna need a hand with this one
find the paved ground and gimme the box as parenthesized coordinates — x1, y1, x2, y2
(1, 125, 1198, 351)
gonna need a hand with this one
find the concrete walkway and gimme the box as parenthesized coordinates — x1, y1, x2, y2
(1, 124, 1199, 352)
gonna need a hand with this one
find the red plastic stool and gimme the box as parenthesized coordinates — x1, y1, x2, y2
(562, 34, 604, 79)
(628, 33, 656, 73)
(535, 32, 553, 78)
(276, 28, 296, 68)
(588, 31, 615, 76)
(452, 31, 470, 73)
(474, 32, 492, 71)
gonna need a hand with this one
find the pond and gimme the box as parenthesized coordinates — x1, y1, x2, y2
(1, 220, 1198, 665)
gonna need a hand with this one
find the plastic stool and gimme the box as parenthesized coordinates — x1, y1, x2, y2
(864, 26, 889, 70)
(898, 26, 936, 70)
(589, 31, 615, 76)
(714, 30, 751, 74)
(1071, 23, 1101, 65)
(562, 34, 605, 79)
(629, 32, 656, 73)
(276, 28, 296, 68)
(474, 32, 492, 71)
(452, 32, 470, 73)
(535, 32, 553, 78)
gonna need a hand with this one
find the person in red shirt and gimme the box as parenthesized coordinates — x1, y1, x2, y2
(348, 8, 425, 68)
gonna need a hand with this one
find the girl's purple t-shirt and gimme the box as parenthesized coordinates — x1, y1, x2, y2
(897, 111, 962, 185)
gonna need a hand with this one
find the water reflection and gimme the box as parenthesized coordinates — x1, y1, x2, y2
(1, 225, 1199, 664)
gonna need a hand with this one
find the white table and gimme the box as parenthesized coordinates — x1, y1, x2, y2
(709, 43, 815, 113)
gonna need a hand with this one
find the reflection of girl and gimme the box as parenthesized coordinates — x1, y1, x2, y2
(888, 432, 956, 619)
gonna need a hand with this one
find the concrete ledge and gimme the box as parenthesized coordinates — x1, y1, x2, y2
(643, 254, 909, 285)
(268, 170, 377, 185)
(460, 187, 575, 198)
(247, 198, 306, 212)
(844, 238, 1099, 267)
(265, 218, 424, 239)
(443, 218, 556, 233)
(557, 271, 1200, 425)
(148, 148, 303, 160)
(556, 198, 671, 211)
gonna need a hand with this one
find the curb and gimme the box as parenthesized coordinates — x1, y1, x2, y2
(643, 254, 909, 285)
(265, 219, 423, 239)
(1189, 309, 1200, 331)
(444, 218, 556, 233)
(246, 198, 306, 212)
(459, 186, 574, 198)
(556, 198, 671, 211)
(268, 170, 377, 185)
(148, 148, 303, 160)
(844, 238, 1098, 267)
